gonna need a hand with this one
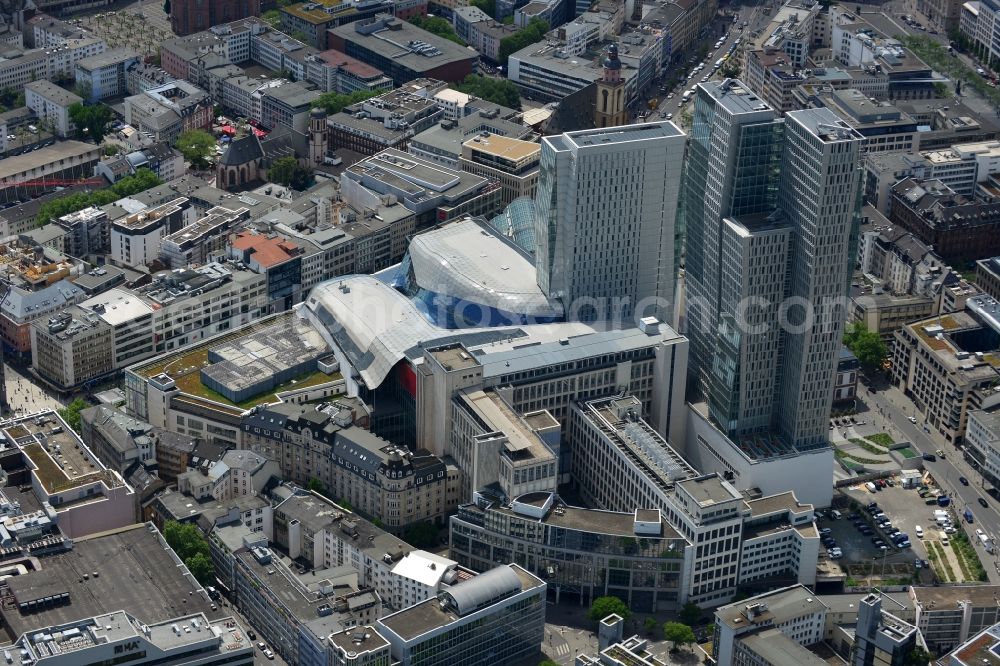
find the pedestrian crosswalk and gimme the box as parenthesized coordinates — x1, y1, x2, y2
(552, 643, 570, 656)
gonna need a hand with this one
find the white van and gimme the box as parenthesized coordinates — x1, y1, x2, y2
(830, 510, 843, 520)
(915, 525, 924, 538)
(866, 482, 877, 493)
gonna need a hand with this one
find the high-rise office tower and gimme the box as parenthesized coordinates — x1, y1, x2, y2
(534, 122, 686, 324)
(683, 80, 785, 407)
(682, 80, 864, 449)
(775, 108, 865, 449)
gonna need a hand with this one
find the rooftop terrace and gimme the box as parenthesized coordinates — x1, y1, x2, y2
(131, 312, 341, 409)
(1, 412, 118, 494)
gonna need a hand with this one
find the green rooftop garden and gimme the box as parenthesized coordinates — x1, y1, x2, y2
(135, 322, 342, 410)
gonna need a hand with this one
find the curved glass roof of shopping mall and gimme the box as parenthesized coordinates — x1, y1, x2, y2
(395, 215, 562, 328)
(486, 196, 536, 254)
(302, 275, 593, 389)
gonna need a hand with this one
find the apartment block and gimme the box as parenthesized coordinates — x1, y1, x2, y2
(0, 411, 136, 538)
(242, 401, 462, 530)
(341, 148, 501, 228)
(74, 47, 140, 101)
(110, 196, 189, 268)
(328, 79, 447, 155)
(713, 585, 829, 666)
(0, 38, 105, 91)
(911, 585, 1000, 653)
(32, 262, 270, 389)
(976, 256, 1000, 300)
(459, 134, 540, 207)
(24, 79, 81, 138)
(892, 295, 1000, 444)
(327, 15, 478, 87)
(888, 178, 1000, 262)
(160, 205, 250, 268)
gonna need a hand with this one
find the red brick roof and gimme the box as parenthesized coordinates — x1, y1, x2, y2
(316, 47, 384, 80)
(232, 232, 300, 268)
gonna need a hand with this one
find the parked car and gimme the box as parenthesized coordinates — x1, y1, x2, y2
(980, 497, 990, 508)
(960, 477, 969, 486)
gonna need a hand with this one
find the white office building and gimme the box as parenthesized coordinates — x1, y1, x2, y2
(3, 611, 253, 666)
(713, 585, 829, 666)
(25, 79, 82, 138)
(533, 122, 685, 325)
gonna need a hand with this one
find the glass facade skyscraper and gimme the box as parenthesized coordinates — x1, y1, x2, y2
(681, 80, 864, 450)
(533, 122, 686, 324)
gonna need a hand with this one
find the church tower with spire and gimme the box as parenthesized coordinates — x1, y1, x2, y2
(595, 43, 627, 128)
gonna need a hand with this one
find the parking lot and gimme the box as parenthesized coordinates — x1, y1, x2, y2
(836, 480, 988, 584)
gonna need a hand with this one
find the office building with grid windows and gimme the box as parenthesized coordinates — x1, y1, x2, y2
(533, 122, 686, 324)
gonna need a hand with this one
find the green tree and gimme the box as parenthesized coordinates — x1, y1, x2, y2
(643, 617, 660, 637)
(36, 168, 162, 225)
(844, 321, 888, 373)
(662, 622, 696, 651)
(933, 81, 952, 98)
(588, 596, 630, 622)
(402, 521, 439, 548)
(409, 15, 465, 44)
(267, 156, 313, 190)
(58, 397, 89, 434)
(502, 14, 513, 23)
(68, 102, 112, 143)
(164, 521, 211, 560)
(186, 552, 214, 585)
(904, 647, 932, 666)
(262, 9, 281, 27)
(269, 156, 297, 186)
(720, 59, 742, 78)
(307, 477, 324, 493)
(315, 88, 385, 115)
(470, 0, 496, 17)
(456, 74, 521, 108)
(538, 661, 560, 666)
(163, 521, 214, 585)
(74, 79, 92, 101)
(679, 601, 701, 625)
(175, 129, 216, 169)
(103, 144, 120, 156)
(498, 19, 548, 67)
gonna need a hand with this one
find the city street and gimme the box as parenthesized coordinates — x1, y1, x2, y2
(650, 5, 760, 122)
(861, 379, 1000, 581)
